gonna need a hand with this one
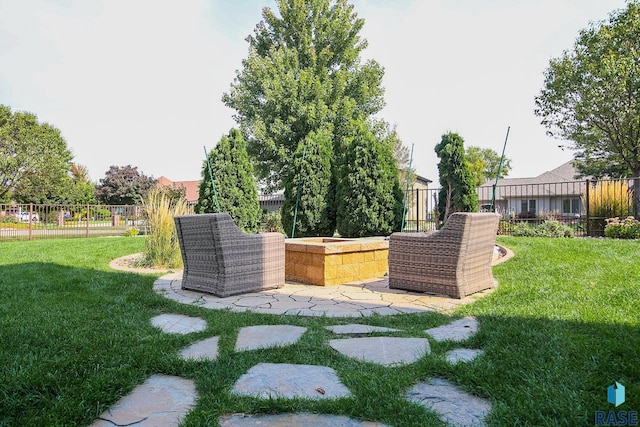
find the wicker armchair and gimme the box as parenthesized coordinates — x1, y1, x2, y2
(388, 212, 500, 298)
(174, 213, 285, 297)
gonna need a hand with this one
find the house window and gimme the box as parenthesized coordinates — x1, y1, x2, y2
(562, 198, 581, 214)
(521, 199, 536, 213)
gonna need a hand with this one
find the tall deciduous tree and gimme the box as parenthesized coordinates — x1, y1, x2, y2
(0, 105, 73, 203)
(57, 164, 98, 204)
(281, 127, 335, 237)
(465, 146, 512, 186)
(534, 1, 640, 214)
(222, 0, 385, 192)
(95, 165, 156, 205)
(435, 132, 478, 225)
(196, 129, 262, 233)
(336, 120, 403, 237)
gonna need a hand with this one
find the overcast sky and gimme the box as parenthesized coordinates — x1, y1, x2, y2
(0, 0, 629, 185)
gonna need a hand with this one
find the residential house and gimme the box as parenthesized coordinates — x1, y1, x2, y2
(477, 161, 587, 218)
(156, 176, 200, 206)
(259, 192, 285, 212)
(403, 175, 434, 229)
(157, 177, 284, 212)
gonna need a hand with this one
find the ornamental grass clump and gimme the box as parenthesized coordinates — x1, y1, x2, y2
(604, 216, 640, 239)
(585, 180, 631, 218)
(140, 188, 193, 268)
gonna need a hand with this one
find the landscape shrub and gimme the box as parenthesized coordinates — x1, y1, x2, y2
(0, 214, 17, 224)
(434, 132, 478, 225)
(497, 220, 510, 235)
(123, 227, 140, 237)
(512, 220, 575, 238)
(335, 121, 403, 237)
(140, 188, 193, 268)
(604, 216, 640, 239)
(196, 128, 262, 233)
(281, 128, 335, 237)
(261, 211, 285, 234)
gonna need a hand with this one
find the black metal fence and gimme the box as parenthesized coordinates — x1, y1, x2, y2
(403, 177, 638, 237)
(0, 204, 143, 241)
(2, 178, 636, 240)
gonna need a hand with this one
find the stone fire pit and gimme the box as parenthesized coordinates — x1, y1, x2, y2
(285, 237, 389, 286)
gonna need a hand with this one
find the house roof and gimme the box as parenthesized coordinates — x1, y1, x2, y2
(258, 191, 284, 202)
(477, 161, 587, 201)
(479, 161, 582, 188)
(415, 174, 432, 185)
(157, 176, 200, 203)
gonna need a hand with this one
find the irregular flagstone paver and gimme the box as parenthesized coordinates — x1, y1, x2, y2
(142, 257, 498, 317)
(329, 337, 430, 366)
(180, 336, 220, 361)
(426, 317, 479, 342)
(232, 363, 351, 400)
(233, 295, 279, 308)
(406, 378, 491, 427)
(219, 412, 391, 427)
(325, 324, 401, 335)
(445, 348, 484, 364)
(235, 325, 307, 352)
(90, 375, 196, 427)
(155, 276, 479, 317)
(151, 313, 207, 335)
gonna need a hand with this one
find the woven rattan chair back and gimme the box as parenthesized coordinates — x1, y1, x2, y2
(174, 213, 285, 297)
(388, 212, 500, 298)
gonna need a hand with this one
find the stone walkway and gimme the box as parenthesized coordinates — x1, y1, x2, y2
(94, 254, 513, 426)
(92, 313, 492, 426)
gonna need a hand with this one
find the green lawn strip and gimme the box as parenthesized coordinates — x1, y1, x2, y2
(455, 237, 640, 426)
(0, 237, 638, 426)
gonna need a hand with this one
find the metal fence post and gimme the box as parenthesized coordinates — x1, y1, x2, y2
(585, 180, 590, 236)
(416, 189, 419, 232)
(28, 203, 33, 240)
(634, 177, 640, 218)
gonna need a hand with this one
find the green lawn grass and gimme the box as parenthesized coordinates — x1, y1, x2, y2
(0, 236, 638, 426)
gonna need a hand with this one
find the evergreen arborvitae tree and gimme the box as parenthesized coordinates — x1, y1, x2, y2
(195, 128, 262, 233)
(336, 121, 404, 237)
(435, 132, 478, 225)
(282, 127, 336, 237)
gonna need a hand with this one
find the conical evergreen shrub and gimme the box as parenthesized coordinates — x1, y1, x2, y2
(435, 132, 478, 225)
(336, 121, 403, 237)
(282, 127, 336, 237)
(196, 128, 263, 233)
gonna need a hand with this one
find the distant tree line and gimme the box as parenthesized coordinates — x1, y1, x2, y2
(0, 105, 162, 206)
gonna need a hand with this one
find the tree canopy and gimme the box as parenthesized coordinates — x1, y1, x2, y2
(46, 163, 97, 205)
(0, 105, 74, 203)
(535, 0, 640, 183)
(95, 165, 156, 205)
(465, 146, 512, 186)
(222, 0, 385, 192)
